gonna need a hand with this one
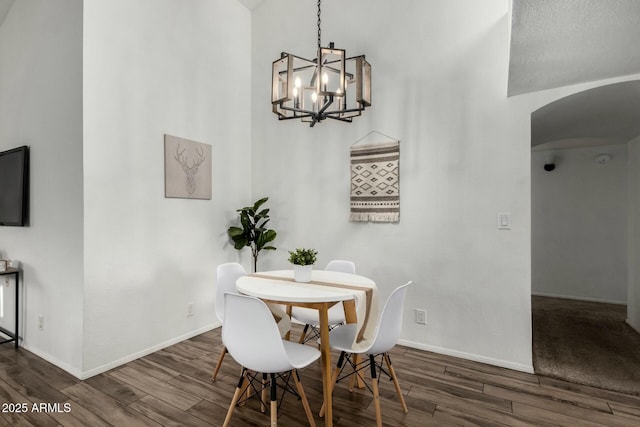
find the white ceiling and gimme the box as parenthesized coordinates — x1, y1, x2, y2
(531, 80, 640, 149)
(509, 0, 640, 96)
(509, 0, 640, 148)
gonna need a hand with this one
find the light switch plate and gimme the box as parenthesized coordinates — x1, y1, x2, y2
(497, 212, 512, 230)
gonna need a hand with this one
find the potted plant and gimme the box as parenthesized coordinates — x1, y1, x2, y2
(228, 197, 277, 272)
(288, 248, 318, 283)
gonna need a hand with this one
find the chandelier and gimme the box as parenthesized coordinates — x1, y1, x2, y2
(271, 0, 371, 127)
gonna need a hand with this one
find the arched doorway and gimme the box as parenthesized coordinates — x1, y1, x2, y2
(530, 80, 640, 394)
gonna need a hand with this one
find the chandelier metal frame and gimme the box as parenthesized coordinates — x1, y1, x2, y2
(271, 0, 371, 127)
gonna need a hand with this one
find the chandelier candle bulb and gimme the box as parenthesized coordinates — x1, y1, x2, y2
(295, 77, 301, 108)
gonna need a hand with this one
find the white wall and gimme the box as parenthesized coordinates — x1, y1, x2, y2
(251, 0, 534, 371)
(628, 136, 640, 331)
(3, 0, 637, 378)
(532, 144, 628, 303)
(82, 0, 252, 376)
(0, 0, 84, 375)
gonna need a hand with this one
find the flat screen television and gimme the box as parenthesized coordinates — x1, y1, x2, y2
(0, 146, 29, 226)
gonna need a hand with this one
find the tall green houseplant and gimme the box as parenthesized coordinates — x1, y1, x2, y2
(227, 197, 277, 272)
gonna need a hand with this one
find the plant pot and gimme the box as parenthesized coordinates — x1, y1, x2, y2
(293, 264, 313, 283)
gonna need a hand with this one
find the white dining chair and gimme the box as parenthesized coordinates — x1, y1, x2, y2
(324, 260, 356, 274)
(291, 260, 356, 343)
(320, 281, 412, 427)
(211, 262, 247, 381)
(222, 292, 320, 427)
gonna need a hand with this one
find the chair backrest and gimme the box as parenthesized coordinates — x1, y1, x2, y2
(222, 292, 294, 373)
(325, 260, 356, 274)
(215, 262, 246, 322)
(367, 281, 412, 355)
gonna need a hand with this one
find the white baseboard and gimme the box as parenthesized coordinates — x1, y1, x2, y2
(78, 322, 220, 380)
(397, 338, 534, 374)
(24, 323, 533, 380)
(19, 343, 84, 379)
(532, 291, 626, 305)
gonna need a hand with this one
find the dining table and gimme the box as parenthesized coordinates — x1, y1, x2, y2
(236, 269, 378, 427)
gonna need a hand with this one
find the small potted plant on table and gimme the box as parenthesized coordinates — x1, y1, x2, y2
(288, 248, 318, 283)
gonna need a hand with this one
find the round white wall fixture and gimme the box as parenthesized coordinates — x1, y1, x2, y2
(596, 153, 611, 164)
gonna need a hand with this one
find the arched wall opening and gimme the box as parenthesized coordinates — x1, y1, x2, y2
(531, 80, 640, 316)
(529, 80, 640, 390)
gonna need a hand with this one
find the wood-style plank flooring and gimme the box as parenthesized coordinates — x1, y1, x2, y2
(0, 326, 639, 426)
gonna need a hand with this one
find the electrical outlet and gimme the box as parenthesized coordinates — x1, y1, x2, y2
(187, 303, 194, 317)
(38, 315, 44, 331)
(415, 309, 427, 325)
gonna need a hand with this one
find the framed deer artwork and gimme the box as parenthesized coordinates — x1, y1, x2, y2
(164, 134, 212, 200)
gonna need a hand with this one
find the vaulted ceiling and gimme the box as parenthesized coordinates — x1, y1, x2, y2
(235, 0, 640, 148)
(509, 0, 640, 148)
(531, 80, 640, 149)
(230, 0, 640, 149)
(508, 0, 640, 96)
(2, 0, 638, 148)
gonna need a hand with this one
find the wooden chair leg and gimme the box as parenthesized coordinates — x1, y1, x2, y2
(319, 351, 345, 418)
(270, 373, 278, 427)
(318, 365, 340, 418)
(298, 324, 310, 344)
(349, 359, 356, 392)
(355, 354, 366, 389)
(350, 353, 366, 390)
(369, 355, 382, 427)
(384, 353, 408, 413)
(292, 369, 316, 427)
(211, 346, 227, 381)
(239, 369, 251, 407)
(223, 368, 247, 427)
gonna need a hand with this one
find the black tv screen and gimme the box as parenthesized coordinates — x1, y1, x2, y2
(0, 146, 29, 226)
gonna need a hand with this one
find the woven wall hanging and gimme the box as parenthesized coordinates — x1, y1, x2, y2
(350, 131, 400, 223)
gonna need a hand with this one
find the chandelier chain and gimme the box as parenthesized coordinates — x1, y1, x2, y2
(317, 0, 321, 50)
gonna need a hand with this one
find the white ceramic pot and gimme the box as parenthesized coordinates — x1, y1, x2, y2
(293, 264, 313, 283)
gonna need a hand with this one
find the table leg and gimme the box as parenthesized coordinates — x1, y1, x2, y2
(342, 299, 357, 324)
(318, 303, 333, 427)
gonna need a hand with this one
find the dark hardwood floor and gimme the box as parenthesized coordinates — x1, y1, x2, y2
(1, 326, 639, 426)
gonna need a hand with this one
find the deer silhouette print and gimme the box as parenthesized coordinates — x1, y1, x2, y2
(174, 144, 206, 195)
